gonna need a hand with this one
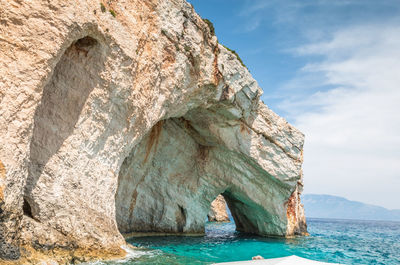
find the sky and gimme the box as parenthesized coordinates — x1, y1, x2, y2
(188, 0, 400, 209)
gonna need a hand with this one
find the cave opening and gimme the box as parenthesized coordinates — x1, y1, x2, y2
(114, 113, 260, 237)
(221, 191, 257, 234)
(205, 191, 261, 236)
(115, 118, 205, 235)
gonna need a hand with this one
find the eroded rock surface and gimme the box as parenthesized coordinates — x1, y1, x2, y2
(0, 0, 307, 262)
(208, 195, 230, 222)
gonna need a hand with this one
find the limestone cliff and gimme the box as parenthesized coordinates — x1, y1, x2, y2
(0, 0, 307, 263)
(208, 195, 230, 222)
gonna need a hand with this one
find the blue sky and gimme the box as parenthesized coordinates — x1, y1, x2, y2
(189, 0, 400, 209)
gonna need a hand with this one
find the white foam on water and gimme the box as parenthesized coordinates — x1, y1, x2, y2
(83, 244, 161, 264)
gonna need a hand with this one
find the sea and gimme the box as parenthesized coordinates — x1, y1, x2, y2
(97, 218, 400, 265)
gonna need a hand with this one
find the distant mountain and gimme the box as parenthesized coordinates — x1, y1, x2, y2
(302, 194, 400, 221)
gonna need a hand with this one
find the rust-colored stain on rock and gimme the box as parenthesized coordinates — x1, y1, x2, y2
(162, 44, 176, 69)
(213, 46, 223, 85)
(143, 120, 164, 164)
(0, 160, 5, 201)
(286, 190, 298, 226)
(240, 122, 251, 134)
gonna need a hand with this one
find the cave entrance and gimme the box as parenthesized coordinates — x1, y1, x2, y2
(206, 191, 259, 235)
(115, 118, 206, 235)
(114, 113, 265, 237)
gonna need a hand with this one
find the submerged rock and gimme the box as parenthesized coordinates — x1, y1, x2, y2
(208, 195, 230, 222)
(0, 0, 307, 262)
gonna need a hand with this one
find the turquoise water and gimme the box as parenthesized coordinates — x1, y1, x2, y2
(103, 218, 400, 264)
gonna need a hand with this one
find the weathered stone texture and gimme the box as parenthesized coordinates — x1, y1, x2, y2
(208, 195, 230, 222)
(0, 0, 307, 262)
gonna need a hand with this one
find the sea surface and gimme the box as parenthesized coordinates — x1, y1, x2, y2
(98, 218, 400, 265)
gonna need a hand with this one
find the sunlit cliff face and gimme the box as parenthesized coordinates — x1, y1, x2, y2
(0, 0, 306, 262)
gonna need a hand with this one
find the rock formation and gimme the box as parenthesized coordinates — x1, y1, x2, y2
(208, 195, 230, 222)
(0, 0, 307, 263)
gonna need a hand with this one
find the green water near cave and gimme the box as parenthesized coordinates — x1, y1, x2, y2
(94, 218, 400, 265)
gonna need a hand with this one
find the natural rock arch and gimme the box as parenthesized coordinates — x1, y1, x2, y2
(0, 0, 307, 262)
(115, 105, 305, 237)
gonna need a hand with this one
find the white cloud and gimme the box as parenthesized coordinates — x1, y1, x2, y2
(282, 24, 400, 209)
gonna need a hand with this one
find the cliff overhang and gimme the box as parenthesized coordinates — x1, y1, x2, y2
(0, 0, 307, 263)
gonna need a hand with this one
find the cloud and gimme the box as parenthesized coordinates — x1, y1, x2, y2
(238, 0, 344, 33)
(280, 24, 400, 209)
(239, 0, 304, 32)
(240, 0, 272, 16)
